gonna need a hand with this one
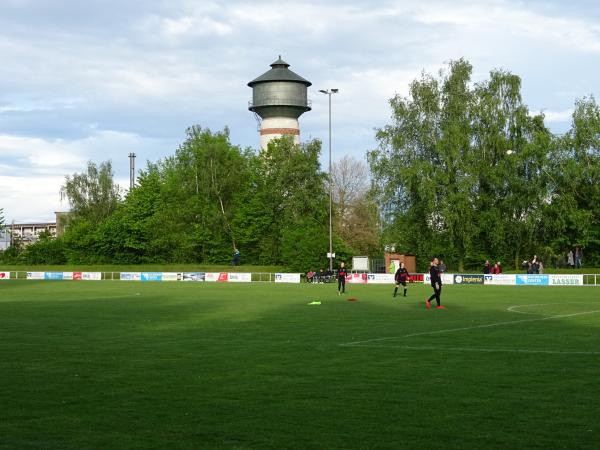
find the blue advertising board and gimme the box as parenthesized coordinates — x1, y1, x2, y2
(44, 272, 64, 280)
(141, 272, 163, 282)
(516, 274, 549, 286)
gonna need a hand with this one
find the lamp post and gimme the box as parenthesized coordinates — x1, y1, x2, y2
(319, 88, 338, 272)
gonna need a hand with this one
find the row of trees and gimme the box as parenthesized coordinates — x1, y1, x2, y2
(2, 59, 598, 271)
(369, 59, 600, 270)
(1, 128, 376, 271)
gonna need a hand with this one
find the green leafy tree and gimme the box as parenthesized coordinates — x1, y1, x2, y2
(369, 59, 552, 271)
(60, 160, 121, 223)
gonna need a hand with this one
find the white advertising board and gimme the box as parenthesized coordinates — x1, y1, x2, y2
(549, 274, 584, 286)
(366, 273, 395, 284)
(275, 273, 301, 283)
(27, 272, 45, 280)
(0, 272, 10, 280)
(82, 272, 102, 281)
(205, 272, 229, 282)
(161, 272, 182, 281)
(352, 256, 369, 272)
(228, 273, 252, 283)
(484, 274, 517, 285)
(120, 272, 141, 281)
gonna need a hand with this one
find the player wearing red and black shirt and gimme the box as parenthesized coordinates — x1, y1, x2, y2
(426, 257, 445, 309)
(393, 262, 410, 297)
(337, 262, 347, 295)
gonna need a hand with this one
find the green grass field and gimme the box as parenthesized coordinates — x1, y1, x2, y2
(1, 281, 599, 449)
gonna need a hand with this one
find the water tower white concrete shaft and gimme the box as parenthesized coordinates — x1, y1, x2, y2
(248, 56, 311, 149)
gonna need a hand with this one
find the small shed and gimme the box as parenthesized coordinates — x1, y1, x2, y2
(385, 253, 416, 274)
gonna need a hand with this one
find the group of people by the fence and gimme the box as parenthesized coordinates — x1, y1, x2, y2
(483, 260, 503, 274)
(519, 247, 584, 273)
(564, 247, 584, 269)
(306, 268, 335, 283)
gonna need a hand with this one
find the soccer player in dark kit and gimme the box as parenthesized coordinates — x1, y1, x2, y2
(393, 261, 410, 297)
(426, 257, 445, 309)
(337, 262, 347, 295)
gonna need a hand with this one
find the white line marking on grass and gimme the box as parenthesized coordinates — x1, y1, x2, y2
(346, 344, 600, 355)
(507, 302, 594, 316)
(340, 309, 600, 347)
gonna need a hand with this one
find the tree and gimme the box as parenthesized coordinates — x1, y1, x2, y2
(60, 160, 121, 223)
(331, 155, 380, 255)
(254, 136, 329, 270)
(369, 59, 552, 271)
(543, 96, 600, 266)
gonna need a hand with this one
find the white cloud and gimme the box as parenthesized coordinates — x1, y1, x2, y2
(534, 108, 574, 123)
(0, 130, 173, 221)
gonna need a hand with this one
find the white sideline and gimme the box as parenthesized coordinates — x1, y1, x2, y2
(340, 308, 600, 347)
(344, 344, 600, 355)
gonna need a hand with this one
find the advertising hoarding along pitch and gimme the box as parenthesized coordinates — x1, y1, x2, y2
(141, 272, 163, 282)
(182, 272, 205, 281)
(453, 274, 484, 285)
(516, 274, 549, 286)
(484, 274, 517, 285)
(275, 273, 301, 283)
(367, 273, 395, 284)
(549, 274, 584, 286)
(0, 271, 11, 280)
(228, 273, 252, 283)
(120, 272, 141, 281)
(161, 273, 182, 281)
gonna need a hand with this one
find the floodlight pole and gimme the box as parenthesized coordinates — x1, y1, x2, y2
(319, 89, 338, 272)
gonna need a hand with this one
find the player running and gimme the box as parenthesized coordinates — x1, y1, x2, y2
(426, 257, 445, 310)
(393, 262, 410, 297)
(337, 262, 347, 295)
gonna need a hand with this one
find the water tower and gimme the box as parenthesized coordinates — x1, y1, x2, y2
(248, 56, 311, 149)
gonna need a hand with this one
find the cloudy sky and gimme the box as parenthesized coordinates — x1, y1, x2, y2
(1, 0, 600, 222)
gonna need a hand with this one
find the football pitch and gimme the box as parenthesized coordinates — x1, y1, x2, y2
(1, 281, 599, 449)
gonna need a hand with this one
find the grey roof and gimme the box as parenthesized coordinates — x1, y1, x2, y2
(248, 56, 311, 87)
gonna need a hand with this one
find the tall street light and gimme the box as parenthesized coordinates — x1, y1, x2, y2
(319, 88, 338, 272)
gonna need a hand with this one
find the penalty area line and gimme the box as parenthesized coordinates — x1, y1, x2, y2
(340, 309, 600, 347)
(343, 344, 600, 356)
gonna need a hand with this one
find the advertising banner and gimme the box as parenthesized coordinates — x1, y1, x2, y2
(516, 274, 549, 286)
(82, 272, 102, 281)
(73, 272, 82, 280)
(367, 273, 395, 284)
(424, 273, 454, 285)
(275, 273, 301, 283)
(346, 273, 367, 284)
(141, 272, 163, 282)
(409, 274, 424, 283)
(454, 274, 485, 285)
(161, 272, 182, 281)
(228, 273, 252, 283)
(549, 274, 584, 286)
(0, 272, 11, 280)
(44, 272, 64, 280)
(205, 272, 229, 282)
(27, 272, 45, 280)
(441, 273, 455, 285)
(62, 272, 74, 280)
(182, 272, 205, 281)
(120, 272, 141, 281)
(484, 274, 517, 285)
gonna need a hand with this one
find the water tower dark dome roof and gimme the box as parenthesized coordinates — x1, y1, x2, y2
(248, 56, 311, 87)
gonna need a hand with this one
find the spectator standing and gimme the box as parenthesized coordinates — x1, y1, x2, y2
(567, 250, 575, 269)
(232, 248, 240, 266)
(575, 247, 583, 268)
(483, 260, 491, 274)
(439, 260, 447, 273)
